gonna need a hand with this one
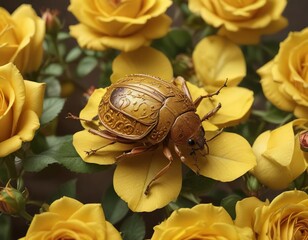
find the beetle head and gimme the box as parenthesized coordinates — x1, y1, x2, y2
(170, 112, 205, 152)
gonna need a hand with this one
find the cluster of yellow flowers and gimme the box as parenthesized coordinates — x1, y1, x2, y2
(0, 0, 308, 239)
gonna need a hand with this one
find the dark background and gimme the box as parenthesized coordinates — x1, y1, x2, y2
(1, 0, 308, 239)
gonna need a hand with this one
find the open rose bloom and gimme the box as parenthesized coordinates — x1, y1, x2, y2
(258, 28, 308, 118)
(69, 0, 172, 52)
(235, 190, 308, 239)
(20, 197, 122, 240)
(0, 4, 45, 74)
(72, 46, 256, 212)
(188, 0, 288, 44)
(0, 63, 45, 157)
(151, 204, 253, 240)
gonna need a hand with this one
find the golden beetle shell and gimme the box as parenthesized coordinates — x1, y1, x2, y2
(98, 74, 196, 145)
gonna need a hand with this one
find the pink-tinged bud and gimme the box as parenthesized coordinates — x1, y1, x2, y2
(299, 130, 308, 152)
(41, 9, 61, 35)
(0, 183, 28, 216)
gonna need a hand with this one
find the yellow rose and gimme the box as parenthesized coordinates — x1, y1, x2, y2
(68, 0, 172, 52)
(0, 4, 45, 74)
(258, 28, 308, 118)
(151, 204, 253, 240)
(20, 196, 122, 240)
(251, 119, 308, 189)
(235, 190, 308, 240)
(188, 0, 288, 44)
(0, 63, 45, 157)
(72, 47, 256, 212)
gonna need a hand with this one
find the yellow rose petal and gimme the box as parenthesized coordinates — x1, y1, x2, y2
(210, 87, 253, 127)
(0, 63, 25, 135)
(49, 196, 83, 220)
(79, 88, 106, 128)
(9, 4, 45, 73)
(114, 146, 182, 212)
(264, 121, 295, 166)
(152, 203, 254, 240)
(105, 221, 122, 240)
(69, 24, 111, 51)
(235, 197, 268, 229)
(24, 80, 46, 117)
(73, 130, 133, 165)
(219, 18, 288, 44)
(0, 136, 22, 158)
(25, 212, 62, 234)
(251, 120, 308, 189)
(193, 35, 246, 89)
(15, 110, 40, 142)
(141, 14, 172, 39)
(111, 46, 173, 82)
(251, 130, 294, 189)
(70, 204, 106, 224)
(12, 5, 45, 73)
(184, 132, 256, 182)
(0, 84, 14, 142)
(187, 82, 253, 128)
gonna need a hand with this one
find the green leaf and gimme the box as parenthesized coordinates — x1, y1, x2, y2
(56, 141, 108, 173)
(252, 107, 293, 124)
(220, 194, 243, 219)
(0, 215, 11, 240)
(43, 63, 64, 77)
(49, 178, 77, 202)
(44, 77, 61, 97)
(66, 47, 82, 63)
(102, 185, 129, 224)
(57, 32, 71, 41)
(168, 194, 198, 211)
(120, 214, 145, 240)
(24, 135, 107, 173)
(152, 28, 192, 58)
(77, 56, 98, 77)
(40, 97, 65, 125)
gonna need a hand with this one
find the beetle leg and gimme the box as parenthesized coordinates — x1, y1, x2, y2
(88, 128, 133, 143)
(174, 144, 186, 163)
(144, 144, 173, 195)
(201, 103, 221, 122)
(194, 80, 227, 108)
(84, 128, 134, 155)
(173, 76, 193, 101)
(115, 145, 158, 162)
(85, 142, 116, 156)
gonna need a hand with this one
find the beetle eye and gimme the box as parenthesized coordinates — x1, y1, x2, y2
(188, 139, 195, 146)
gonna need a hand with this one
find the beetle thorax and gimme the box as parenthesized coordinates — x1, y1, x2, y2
(170, 111, 205, 150)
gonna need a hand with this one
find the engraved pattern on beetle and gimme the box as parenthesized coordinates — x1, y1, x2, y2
(111, 87, 161, 124)
(99, 97, 150, 138)
(103, 108, 137, 135)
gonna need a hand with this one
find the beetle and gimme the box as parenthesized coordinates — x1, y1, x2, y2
(68, 74, 226, 195)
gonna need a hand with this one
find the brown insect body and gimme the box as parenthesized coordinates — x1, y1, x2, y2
(98, 74, 203, 149)
(69, 74, 224, 195)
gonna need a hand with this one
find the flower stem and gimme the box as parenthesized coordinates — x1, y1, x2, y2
(19, 210, 33, 222)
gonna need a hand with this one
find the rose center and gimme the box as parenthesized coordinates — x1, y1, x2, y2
(108, 0, 122, 8)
